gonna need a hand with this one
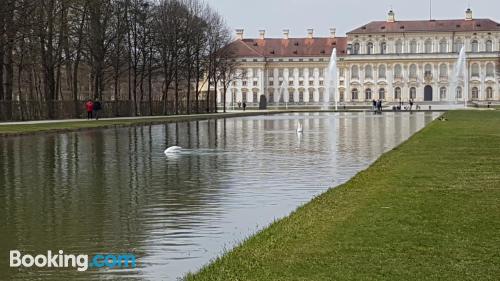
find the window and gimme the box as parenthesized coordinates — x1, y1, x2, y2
(439, 39, 448, 53)
(472, 87, 479, 99)
(288, 80, 294, 86)
(289, 92, 294, 103)
(424, 39, 432, 53)
(269, 81, 274, 86)
(471, 40, 479, 52)
(253, 81, 258, 87)
(410, 40, 417, 53)
(439, 64, 448, 78)
(269, 90, 274, 102)
(299, 81, 304, 86)
(425, 64, 432, 78)
(409, 64, 417, 79)
(471, 64, 479, 78)
(268, 69, 274, 77)
(278, 69, 284, 77)
(380, 42, 387, 54)
(242, 91, 248, 102)
(365, 65, 373, 79)
(351, 65, 359, 79)
(379, 88, 386, 100)
(456, 87, 462, 99)
(309, 80, 314, 86)
(298, 68, 304, 77)
(308, 89, 314, 102)
(353, 42, 360, 54)
(279, 81, 283, 86)
(319, 80, 324, 86)
(299, 91, 304, 102)
(410, 87, 417, 99)
(367, 42, 374, 54)
(242, 81, 247, 86)
(351, 89, 358, 100)
(253, 91, 258, 102)
(339, 90, 345, 102)
(394, 64, 402, 78)
(395, 40, 403, 54)
(486, 40, 493, 52)
(318, 68, 324, 77)
(440, 87, 447, 100)
(394, 87, 401, 100)
(486, 63, 494, 77)
(378, 65, 386, 79)
(454, 39, 463, 53)
(486, 87, 493, 99)
(365, 88, 372, 100)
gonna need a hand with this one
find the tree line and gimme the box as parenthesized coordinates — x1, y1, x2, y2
(0, 0, 238, 120)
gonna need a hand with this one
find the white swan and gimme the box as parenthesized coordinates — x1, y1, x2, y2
(296, 121, 303, 133)
(164, 146, 182, 155)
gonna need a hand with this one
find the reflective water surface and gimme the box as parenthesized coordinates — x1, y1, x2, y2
(0, 112, 440, 280)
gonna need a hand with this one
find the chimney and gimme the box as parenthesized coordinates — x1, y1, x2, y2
(283, 29, 290, 40)
(307, 28, 314, 39)
(259, 30, 265, 40)
(465, 8, 473, 21)
(387, 10, 395, 22)
(235, 29, 244, 40)
(330, 28, 336, 38)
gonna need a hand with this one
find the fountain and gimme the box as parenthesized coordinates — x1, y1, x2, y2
(450, 46, 468, 108)
(276, 78, 288, 109)
(325, 48, 338, 111)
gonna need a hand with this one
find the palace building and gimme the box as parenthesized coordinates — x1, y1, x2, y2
(219, 9, 500, 107)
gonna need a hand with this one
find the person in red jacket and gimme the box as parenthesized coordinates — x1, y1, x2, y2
(85, 99, 94, 120)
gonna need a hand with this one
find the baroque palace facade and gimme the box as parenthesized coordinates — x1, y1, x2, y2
(219, 9, 500, 106)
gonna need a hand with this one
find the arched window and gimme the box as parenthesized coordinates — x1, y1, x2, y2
(471, 64, 480, 78)
(394, 87, 401, 100)
(410, 87, 417, 99)
(365, 88, 372, 100)
(353, 42, 360, 54)
(439, 64, 448, 78)
(425, 64, 432, 77)
(471, 40, 479, 52)
(472, 87, 479, 99)
(395, 40, 403, 54)
(352, 89, 359, 100)
(440, 87, 447, 100)
(409, 64, 417, 79)
(454, 39, 463, 53)
(486, 40, 493, 52)
(394, 64, 402, 78)
(439, 39, 448, 53)
(410, 40, 417, 53)
(380, 42, 387, 54)
(367, 42, 374, 54)
(365, 65, 373, 79)
(486, 63, 494, 77)
(308, 89, 314, 102)
(378, 65, 386, 79)
(351, 65, 359, 79)
(425, 39, 432, 53)
(456, 87, 462, 99)
(486, 87, 493, 99)
(379, 88, 386, 100)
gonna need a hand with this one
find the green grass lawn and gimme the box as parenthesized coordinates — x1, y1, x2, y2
(186, 110, 500, 281)
(0, 112, 272, 135)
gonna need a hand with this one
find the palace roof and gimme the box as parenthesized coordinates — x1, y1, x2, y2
(227, 37, 348, 58)
(348, 19, 500, 34)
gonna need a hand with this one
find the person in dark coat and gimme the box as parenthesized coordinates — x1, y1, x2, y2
(93, 99, 102, 120)
(242, 102, 247, 111)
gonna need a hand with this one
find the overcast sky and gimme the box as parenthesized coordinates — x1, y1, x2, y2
(204, 0, 500, 38)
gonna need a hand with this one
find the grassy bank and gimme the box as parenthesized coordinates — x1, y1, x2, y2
(0, 111, 285, 136)
(187, 110, 500, 281)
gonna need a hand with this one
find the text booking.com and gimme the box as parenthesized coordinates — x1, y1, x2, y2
(10, 250, 136, 272)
